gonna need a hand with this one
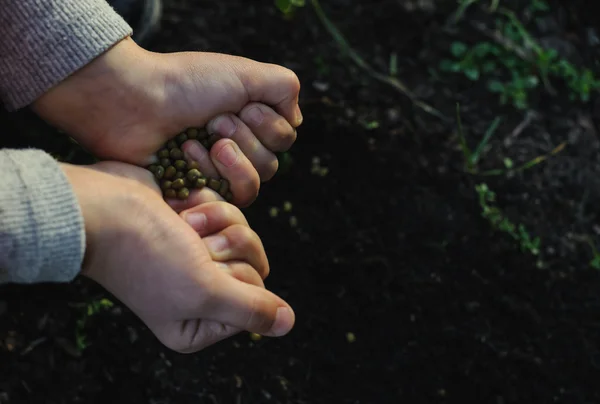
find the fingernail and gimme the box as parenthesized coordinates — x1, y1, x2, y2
(247, 107, 264, 126)
(184, 212, 207, 230)
(217, 143, 239, 167)
(211, 115, 237, 138)
(205, 235, 228, 253)
(294, 105, 303, 126)
(270, 307, 294, 336)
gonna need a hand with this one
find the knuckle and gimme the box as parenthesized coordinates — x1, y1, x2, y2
(244, 296, 274, 333)
(278, 66, 301, 93)
(257, 156, 279, 182)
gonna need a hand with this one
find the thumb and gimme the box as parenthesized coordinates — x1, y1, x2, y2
(205, 272, 295, 337)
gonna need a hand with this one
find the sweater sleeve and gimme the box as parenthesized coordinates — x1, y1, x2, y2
(0, 149, 85, 284)
(0, 0, 133, 111)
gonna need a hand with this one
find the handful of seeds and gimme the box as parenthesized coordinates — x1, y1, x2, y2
(146, 127, 233, 202)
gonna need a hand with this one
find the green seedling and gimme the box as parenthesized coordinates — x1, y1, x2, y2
(476, 183, 542, 261)
(275, 0, 305, 16)
(73, 298, 114, 352)
(455, 103, 502, 173)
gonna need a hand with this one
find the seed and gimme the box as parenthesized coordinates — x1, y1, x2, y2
(164, 189, 177, 199)
(195, 177, 207, 189)
(174, 160, 187, 171)
(174, 171, 184, 179)
(176, 133, 188, 144)
(186, 128, 199, 139)
(160, 158, 171, 168)
(153, 165, 165, 180)
(157, 149, 170, 158)
(170, 148, 183, 160)
(167, 140, 178, 150)
(164, 166, 176, 179)
(218, 178, 229, 197)
(208, 133, 220, 148)
(171, 178, 185, 190)
(147, 164, 159, 174)
(208, 178, 221, 191)
(160, 180, 172, 190)
(177, 188, 190, 200)
(188, 161, 200, 170)
(225, 191, 234, 202)
(197, 128, 209, 140)
(187, 168, 202, 181)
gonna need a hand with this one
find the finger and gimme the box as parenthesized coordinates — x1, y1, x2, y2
(210, 139, 261, 207)
(166, 187, 224, 213)
(205, 273, 295, 337)
(237, 62, 303, 128)
(164, 318, 242, 354)
(238, 102, 297, 152)
(215, 261, 265, 288)
(203, 224, 270, 280)
(181, 201, 249, 237)
(207, 113, 279, 182)
(181, 139, 220, 179)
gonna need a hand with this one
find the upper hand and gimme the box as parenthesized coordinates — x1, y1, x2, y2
(33, 37, 302, 207)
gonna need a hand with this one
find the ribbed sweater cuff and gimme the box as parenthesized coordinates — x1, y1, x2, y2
(0, 149, 85, 284)
(0, 0, 133, 111)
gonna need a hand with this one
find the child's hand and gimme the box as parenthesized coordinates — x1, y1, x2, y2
(61, 160, 294, 353)
(33, 37, 302, 207)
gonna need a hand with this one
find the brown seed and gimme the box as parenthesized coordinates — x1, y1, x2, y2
(164, 189, 177, 199)
(197, 128, 209, 140)
(186, 128, 199, 139)
(225, 191, 234, 202)
(157, 149, 170, 159)
(160, 158, 171, 168)
(187, 168, 202, 181)
(170, 148, 184, 159)
(154, 165, 165, 180)
(171, 178, 185, 190)
(160, 180, 172, 190)
(208, 134, 220, 148)
(218, 178, 230, 196)
(208, 178, 221, 191)
(174, 171, 184, 179)
(167, 140, 178, 150)
(195, 177, 207, 189)
(174, 160, 187, 171)
(164, 166, 176, 179)
(176, 133, 188, 145)
(188, 161, 200, 170)
(177, 188, 190, 200)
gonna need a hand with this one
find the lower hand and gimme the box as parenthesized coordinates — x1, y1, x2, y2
(61, 160, 294, 353)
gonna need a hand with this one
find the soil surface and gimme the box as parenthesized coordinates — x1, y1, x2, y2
(2, 0, 600, 403)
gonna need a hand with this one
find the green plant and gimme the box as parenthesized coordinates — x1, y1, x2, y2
(275, 0, 305, 16)
(441, 1, 600, 109)
(73, 298, 114, 352)
(475, 183, 542, 263)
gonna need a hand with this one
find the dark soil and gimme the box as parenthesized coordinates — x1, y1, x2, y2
(2, 0, 600, 403)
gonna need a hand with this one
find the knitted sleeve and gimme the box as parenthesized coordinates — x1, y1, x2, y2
(0, 0, 133, 110)
(0, 149, 85, 284)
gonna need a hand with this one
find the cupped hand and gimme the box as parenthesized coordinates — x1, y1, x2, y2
(61, 160, 294, 353)
(33, 37, 302, 207)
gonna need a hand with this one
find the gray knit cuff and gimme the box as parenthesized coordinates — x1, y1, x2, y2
(0, 149, 86, 284)
(0, 0, 133, 111)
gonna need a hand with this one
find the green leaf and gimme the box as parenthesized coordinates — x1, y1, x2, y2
(465, 67, 480, 81)
(275, 0, 292, 13)
(488, 80, 505, 92)
(291, 0, 305, 5)
(451, 42, 468, 58)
